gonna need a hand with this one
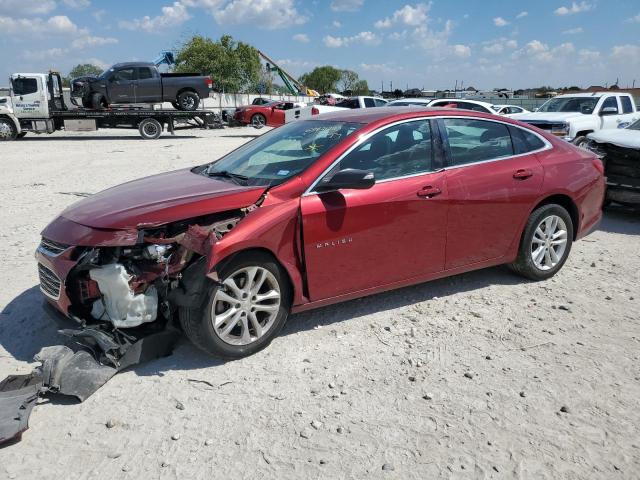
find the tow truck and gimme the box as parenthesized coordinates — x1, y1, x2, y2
(0, 71, 219, 140)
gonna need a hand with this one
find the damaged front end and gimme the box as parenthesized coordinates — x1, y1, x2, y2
(1, 210, 248, 446)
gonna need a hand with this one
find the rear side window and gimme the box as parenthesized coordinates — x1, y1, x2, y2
(509, 126, 546, 154)
(621, 96, 634, 114)
(137, 67, 153, 80)
(12, 77, 38, 95)
(442, 118, 514, 166)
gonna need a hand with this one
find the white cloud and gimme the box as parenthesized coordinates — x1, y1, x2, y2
(514, 40, 575, 63)
(555, 1, 592, 16)
(611, 44, 640, 63)
(360, 62, 401, 74)
(292, 33, 309, 43)
(23, 48, 68, 61)
(452, 44, 471, 58)
(213, 0, 306, 29)
(119, 2, 190, 32)
(0, 0, 56, 15)
(63, 0, 91, 9)
(323, 31, 381, 48)
(563, 27, 583, 34)
(71, 35, 118, 49)
(493, 17, 509, 27)
(375, 2, 431, 28)
(516, 11, 528, 19)
(0, 14, 85, 35)
(93, 9, 106, 21)
(482, 38, 517, 54)
(626, 13, 640, 23)
(578, 49, 600, 63)
(330, 0, 363, 12)
(332, 20, 342, 27)
(411, 19, 452, 52)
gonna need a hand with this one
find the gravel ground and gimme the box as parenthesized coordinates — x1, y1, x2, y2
(0, 127, 639, 480)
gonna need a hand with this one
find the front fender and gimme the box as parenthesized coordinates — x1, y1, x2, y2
(568, 118, 597, 138)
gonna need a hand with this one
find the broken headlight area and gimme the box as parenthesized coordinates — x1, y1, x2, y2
(0, 211, 247, 446)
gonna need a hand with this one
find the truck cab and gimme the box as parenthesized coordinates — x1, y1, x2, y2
(511, 92, 639, 142)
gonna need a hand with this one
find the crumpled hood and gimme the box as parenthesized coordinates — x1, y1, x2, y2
(60, 168, 266, 230)
(588, 129, 640, 149)
(511, 112, 585, 123)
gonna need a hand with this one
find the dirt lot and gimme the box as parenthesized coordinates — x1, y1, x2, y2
(0, 127, 639, 480)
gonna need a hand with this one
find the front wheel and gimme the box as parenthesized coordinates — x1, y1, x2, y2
(510, 204, 574, 281)
(251, 113, 266, 129)
(572, 136, 589, 149)
(0, 118, 17, 141)
(177, 91, 200, 111)
(179, 252, 291, 359)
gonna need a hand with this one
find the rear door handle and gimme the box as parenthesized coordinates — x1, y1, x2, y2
(513, 169, 533, 180)
(417, 186, 442, 198)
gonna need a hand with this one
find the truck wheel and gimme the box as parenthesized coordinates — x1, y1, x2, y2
(91, 93, 108, 110)
(0, 118, 17, 141)
(17, 132, 27, 139)
(179, 251, 291, 359)
(572, 136, 588, 149)
(251, 113, 267, 129)
(171, 101, 180, 110)
(177, 91, 200, 111)
(82, 97, 93, 108)
(138, 118, 163, 140)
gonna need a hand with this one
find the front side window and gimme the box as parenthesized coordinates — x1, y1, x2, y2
(204, 120, 361, 187)
(442, 118, 514, 166)
(137, 67, 153, 80)
(12, 77, 38, 96)
(600, 96, 618, 114)
(111, 68, 135, 82)
(363, 98, 375, 108)
(374, 98, 388, 107)
(336, 120, 433, 181)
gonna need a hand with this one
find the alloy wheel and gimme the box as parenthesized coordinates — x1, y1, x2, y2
(182, 96, 195, 109)
(0, 120, 15, 140)
(143, 122, 159, 137)
(212, 266, 281, 346)
(530, 215, 568, 271)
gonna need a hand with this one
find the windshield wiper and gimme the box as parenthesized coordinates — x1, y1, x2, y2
(207, 170, 249, 184)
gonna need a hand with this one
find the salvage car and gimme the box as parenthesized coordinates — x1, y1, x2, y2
(36, 107, 605, 359)
(233, 100, 315, 128)
(71, 62, 213, 111)
(427, 98, 495, 114)
(584, 119, 640, 206)
(491, 104, 530, 117)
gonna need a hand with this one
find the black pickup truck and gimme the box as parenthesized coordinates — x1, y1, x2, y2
(71, 62, 212, 111)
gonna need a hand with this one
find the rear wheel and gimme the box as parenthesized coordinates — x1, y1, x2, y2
(179, 252, 291, 359)
(510, 204, 573, 281)
(171, 101, 180, 110)
(177, 91, 200, 111)
(0, 118, 17, 141)
(138, 118, 163, 140)
(251, 113, 267, 129)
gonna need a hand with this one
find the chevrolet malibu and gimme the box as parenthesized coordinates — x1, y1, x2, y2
(36, 108, 605, 358)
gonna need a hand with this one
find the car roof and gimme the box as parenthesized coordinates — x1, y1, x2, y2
(554, 92, 622, 98)
(387, 98, 432, 103)
(312, 106, 495, 123)
(430, 98, 494, 107)
(112, 62, 155, 68)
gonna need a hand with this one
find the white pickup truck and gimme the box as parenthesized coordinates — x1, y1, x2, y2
(511, 92, 639, 145)
(313, 96, 387, 114)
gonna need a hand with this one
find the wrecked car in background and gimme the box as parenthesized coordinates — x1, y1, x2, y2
(233, 100, 315, 128)
(584, 119, 640, 206)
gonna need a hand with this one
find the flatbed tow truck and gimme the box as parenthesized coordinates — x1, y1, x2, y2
(0, 72, 220, 140)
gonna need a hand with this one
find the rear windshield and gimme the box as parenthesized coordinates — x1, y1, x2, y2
(204, 120, 362, 187)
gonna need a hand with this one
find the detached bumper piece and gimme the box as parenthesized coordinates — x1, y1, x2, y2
(0, 326, 180, 446)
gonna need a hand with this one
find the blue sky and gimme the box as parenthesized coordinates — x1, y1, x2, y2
(1, 0, 639, 90)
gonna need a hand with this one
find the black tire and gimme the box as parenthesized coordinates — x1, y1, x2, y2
(510, 204, 574, 281)
(176, 91, 200, 111)
(179, 252, 291, 359)
(572, 136, 588, 149)
(251, 113, 267, 129)
(91, 93, 107, 110)
(17, 132, 27, 139)
(171, 101, 180, 110)
(0, 118, 17, 141)
(138, 118, 163, 140)
(81, 96, 93, 108)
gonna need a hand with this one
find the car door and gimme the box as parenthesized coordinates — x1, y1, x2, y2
(439, 117, 545, 270)
(10, 75, 48, 118)
(267, 103, 286, 126)
(300, 119, 448, 301)
(106, 67, 135, 103)
(617, 95, 638, 128)
(134, 67, 159, 103)
(598, 96, 621, 130)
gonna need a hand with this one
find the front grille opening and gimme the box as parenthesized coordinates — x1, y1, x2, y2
(38, 263, 61, 299)
(39, 237, 70, 256)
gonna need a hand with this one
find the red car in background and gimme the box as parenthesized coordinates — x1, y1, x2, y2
(233, 100, 318, 128)
(36, 107, 605, 359)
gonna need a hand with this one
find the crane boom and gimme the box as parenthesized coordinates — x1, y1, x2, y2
(258, 50, 318, 97)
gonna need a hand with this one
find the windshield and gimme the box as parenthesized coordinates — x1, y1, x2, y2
(204, 120, 362, 187)
(628, 119, 640, 130)
(537, 96, 599, 114)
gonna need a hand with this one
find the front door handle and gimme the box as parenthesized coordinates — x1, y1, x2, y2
(513, 169, 533, 180)
(417, 186, 442, 198)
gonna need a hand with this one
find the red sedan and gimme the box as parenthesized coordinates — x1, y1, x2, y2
(36, 108, 605, 358)
(233, 100, 317, 128)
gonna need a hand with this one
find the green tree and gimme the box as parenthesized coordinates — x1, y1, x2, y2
(338, 69, 359, 93)
(174, 34, 261, 93)
(351, 79, 370, 95)
(63, 63, 104, 87)
(299, 66, 342, 94)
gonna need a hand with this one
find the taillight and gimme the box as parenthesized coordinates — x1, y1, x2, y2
(592, 158, 604, 175)
(311, 107, 319, 115)
(205, 77, 213, 88)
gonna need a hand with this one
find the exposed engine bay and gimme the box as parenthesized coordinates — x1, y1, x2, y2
(1, 208, 250, 446)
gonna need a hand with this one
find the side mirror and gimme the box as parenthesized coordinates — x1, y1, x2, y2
(600, 106, 618, 116)
(316, 169, 375, 192)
